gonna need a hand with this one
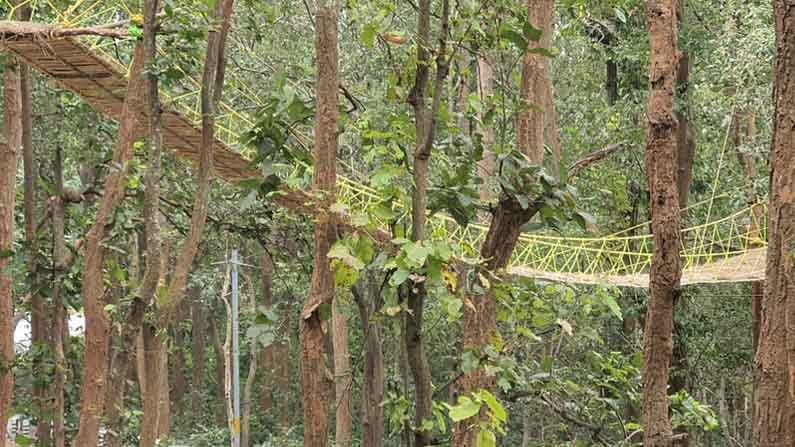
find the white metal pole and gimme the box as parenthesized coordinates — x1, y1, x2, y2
(231, 249, 241, 447)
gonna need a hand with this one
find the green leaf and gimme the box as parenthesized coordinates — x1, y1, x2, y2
(479, 390, 507, 423)
(476, 429, 496, 447)
(390, 268, 411, 287)
(15, 435, 34, 446)
(447, 396, 482, 422)
(523, 21, 543, 42)
(527, 47, 559, 58)
(499, 26, 527, 50)
(602, 294, 623, 321)
(362, 22, 378, 48)
(404, 242, 432, 267)
(328, 242, 365, 270)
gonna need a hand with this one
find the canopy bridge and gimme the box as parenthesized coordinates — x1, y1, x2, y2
(0, 1, 769, 288)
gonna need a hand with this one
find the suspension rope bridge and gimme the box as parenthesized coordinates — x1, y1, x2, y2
(0, 2, 769, 288)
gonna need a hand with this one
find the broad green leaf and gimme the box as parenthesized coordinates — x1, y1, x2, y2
(479, 390, 507, 423)
(447, 396, 482, 422)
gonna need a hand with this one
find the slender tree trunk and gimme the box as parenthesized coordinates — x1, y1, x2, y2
(276, 296, 292, 434)
(405, 0, 450, 444)
(73, 43, 147, 447)
(755, 1, 795, 443)
(643, 2, 681, 446)
(190, 285, 207, 419)
(353, 273, 385, 447)
(333, 299, 353, 447)
(0, 60, 21, 447)
(52, 146, 67, 447)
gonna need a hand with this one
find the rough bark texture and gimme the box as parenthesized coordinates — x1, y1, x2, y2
(72, 42, 146, 447)
(353, 274, 385, 447)
(477, 54, 495, 203)
(332, 298, 353, 447)
(0, 61, 21, 447)
(516, 0, 554, 166)
(643, 1, 681, 446)
(210, 310, 227, 425)
(52, 147, 67, 447)
(300, 2, 340, 445)
(755, 1, 795, 444)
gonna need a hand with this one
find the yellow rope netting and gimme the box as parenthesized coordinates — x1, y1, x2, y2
(0, 3, 770, 287)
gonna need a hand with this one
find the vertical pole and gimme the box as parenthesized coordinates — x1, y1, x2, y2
(231, 249, 241, 447)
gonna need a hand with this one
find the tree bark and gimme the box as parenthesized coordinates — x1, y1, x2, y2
(642, 2, 681, 447)
(404, 0, 450, 444)
(477, 54, 495, 203)
(300, 2, 341, 446)
(755, 1, 795, 443)
(0, 60, 21, 447)
(353, 273, 385, 447)
(52, 146, 67, 447)
(332, 298, 353, 447)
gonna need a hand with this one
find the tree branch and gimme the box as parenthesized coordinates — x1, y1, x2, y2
(568, 142, 629, 179)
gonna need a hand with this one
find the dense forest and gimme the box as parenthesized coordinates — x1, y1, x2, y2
(0, 0, 791, 446)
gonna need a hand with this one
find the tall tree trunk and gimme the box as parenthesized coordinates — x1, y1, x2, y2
(452, 1, 552, 444)
(190, 285, 207, 420)
(607, 59, 619, 105)
(0, 59, 21, 447)
(755, 0, 795, 443)
(52, 146, 67, 447)
(300, 2, 341, 446)
(643, 1, 682, 446)
(332, 299, 353, 447)
(73, 43, 146, 447)
(405, 0, 450, 444)
(353, 273, 385, 447)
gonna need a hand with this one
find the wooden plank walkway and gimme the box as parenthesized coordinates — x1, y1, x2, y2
(0, 21, 257, 182)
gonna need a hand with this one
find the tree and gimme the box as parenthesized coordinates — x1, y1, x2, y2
(405, 0, 450, 444)
(453, 1, 554, 444)
(299, 1, 341, 445)
(0, 56, 21, 447)
(72, 42, 147, 447)
(754, 0, 795, 443)
(642, 1, 682, 446)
